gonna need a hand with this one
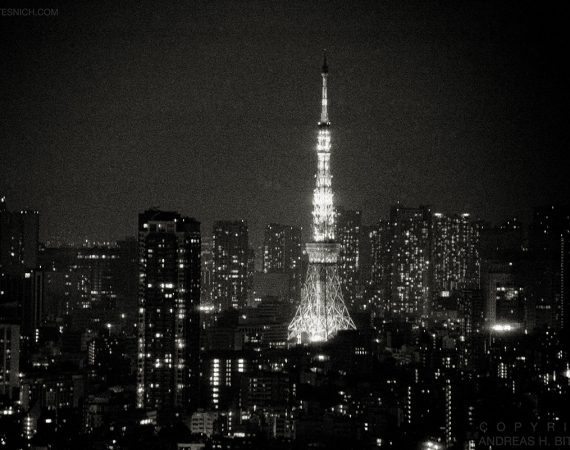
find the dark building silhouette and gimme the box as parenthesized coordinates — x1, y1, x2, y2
(528, 205, 570, 330)
(0, 197, 42, 354)
(368, 219, 392, 312)
(457, 288, 486, 369)
(0, 197, 39, 270)
(72, 244, 118, 330)
(262, 224, 302, 275)
(482, 262, 525, 329)
(114, 237, 139, 331)
(38, 240, 138, 332)
(479, 217, 524, 262)
(262, 223, 302, 303)
(358, 224, 373, 299)
(0, 322, 20, 399)
(478, 218, 529, 330)
(200, 237, 214, 308)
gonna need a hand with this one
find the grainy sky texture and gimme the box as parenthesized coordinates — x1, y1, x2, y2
(1, 0, 568, 244)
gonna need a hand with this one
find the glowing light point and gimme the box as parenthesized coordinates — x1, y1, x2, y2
(490, 323, 518, 333)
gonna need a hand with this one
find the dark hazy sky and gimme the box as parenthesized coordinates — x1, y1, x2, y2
(1, 0, 568, 245)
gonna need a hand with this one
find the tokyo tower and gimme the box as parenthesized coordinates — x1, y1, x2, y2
(288, 54, 356, 344)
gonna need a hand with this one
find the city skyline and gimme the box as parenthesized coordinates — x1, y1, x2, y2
(2, 1, 569, 245)
(2, 3, 570, 447)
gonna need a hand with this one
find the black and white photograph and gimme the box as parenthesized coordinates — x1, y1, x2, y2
(1, 1, 569, 449)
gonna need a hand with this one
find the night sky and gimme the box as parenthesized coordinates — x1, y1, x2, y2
(1, 0, 569, 245)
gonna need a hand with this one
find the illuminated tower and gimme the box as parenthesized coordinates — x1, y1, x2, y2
(288, 54, 355, 343)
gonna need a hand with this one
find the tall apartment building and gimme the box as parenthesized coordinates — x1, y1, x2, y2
(262, 223, 302, 303)
(528, 205, 570, 330)
(0, 196, 39, 269)
(212, 220, 249, 311)
(431, 213, 480, 296)
(368, 220, 392, 311)
(336, 208, 362, 310)
(389, 204, 431, 316)
(136, 210, 201, 424)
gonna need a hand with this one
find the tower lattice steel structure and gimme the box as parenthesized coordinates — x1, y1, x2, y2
(288, 54, 356, 344)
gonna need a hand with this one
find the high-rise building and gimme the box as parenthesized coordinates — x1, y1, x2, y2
(0, 322, 20, 398)
(113, 237, 139, 331)
(0, 197, 39, 269)
(368, 220, 392, 311)
(431, 212, 480, 303)
(247, 246, 255, 305)
(389, 204, 431, 316)
(38, 240, 138, 332)
(212, 220, 249, 311)
(365, 210, 480, 318)
(262, 224, 302, 275)
(200, 237, 214, 308)
(479, 218, 528, 330)
(136, 210, 201, 424)
(457, 289, 485, 369)
(42, 269, 74, 322)
(76, 245, 116, 307)
(482, 262, 525, 329)
(288, 54, 355, 343)
(336, 208, 362, 310)
(444, 378, 453, 448)
(0, 197, 42, 352)
(528, 205, 570, 330)
(0, 268, 44, 349)
(479, 217, 524, 262)
(20, 270, 43, 342)
(39, 246, 79, 323)
(358, 224, 373, 298)
(262, 223, 302, 303)
(204, 351, 248, 411)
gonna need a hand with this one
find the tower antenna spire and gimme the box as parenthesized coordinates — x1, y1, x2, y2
(320, 50, 329, 124)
